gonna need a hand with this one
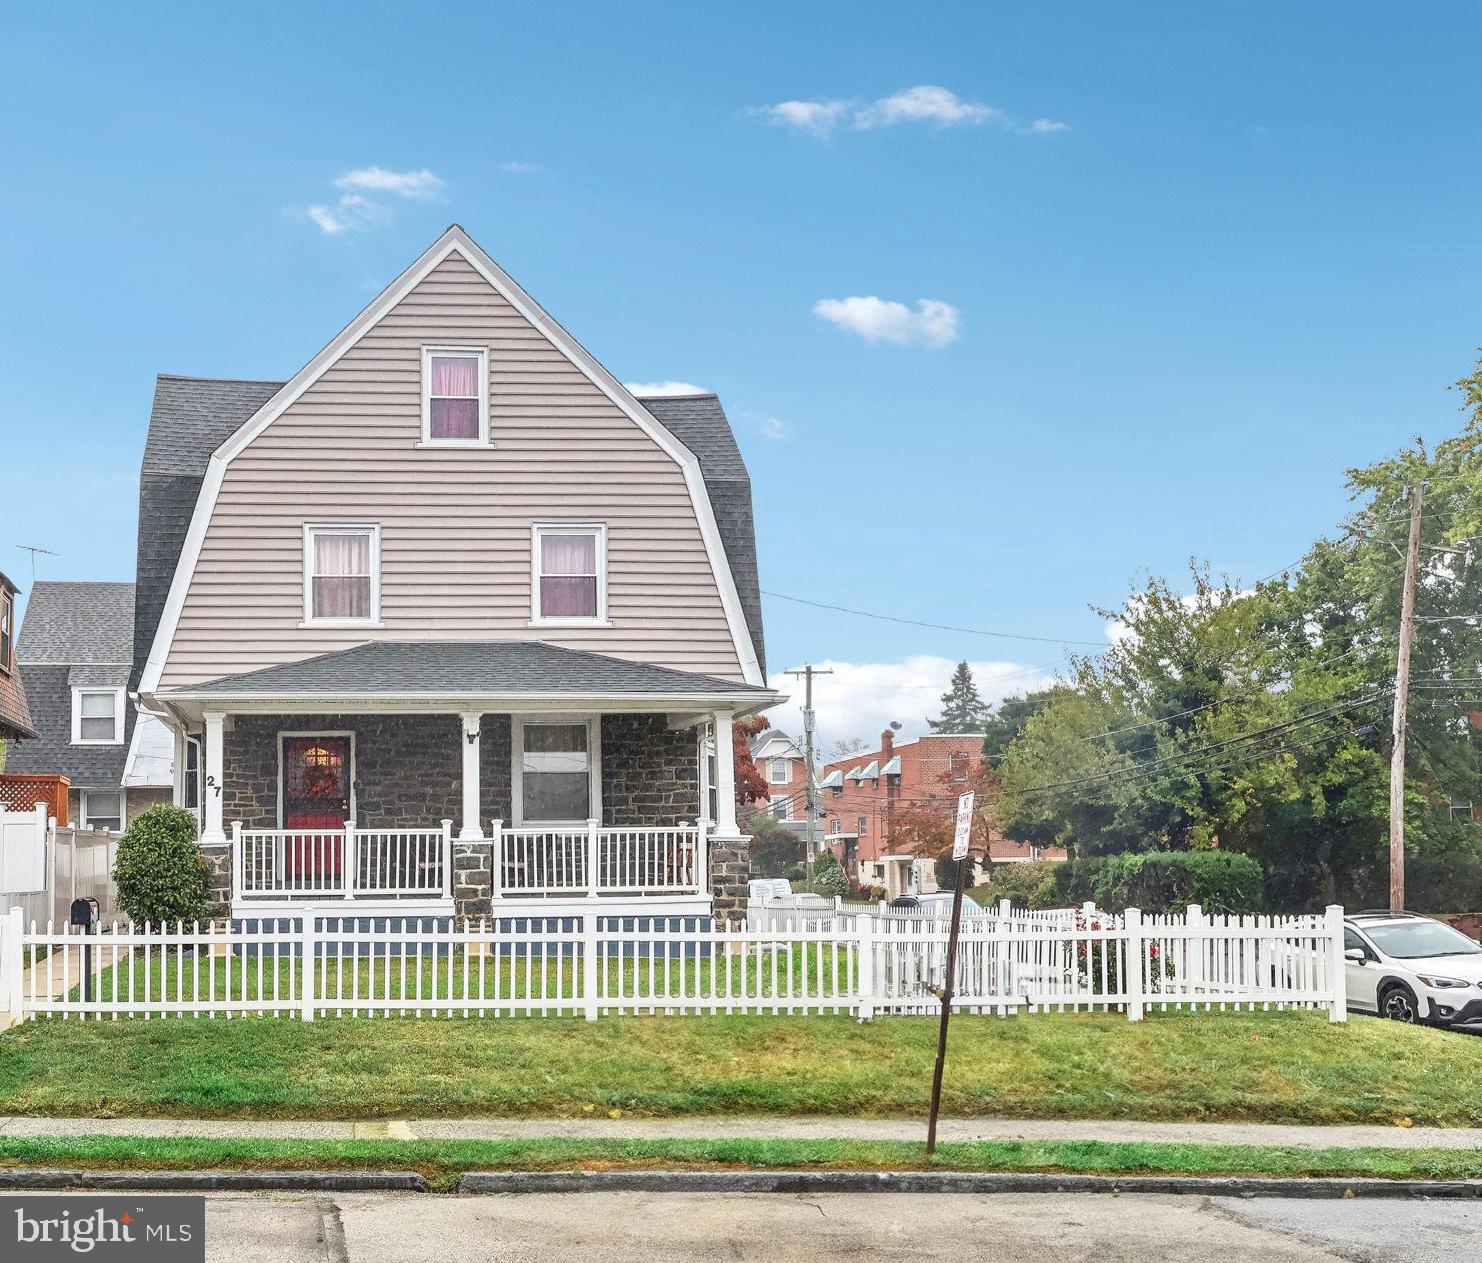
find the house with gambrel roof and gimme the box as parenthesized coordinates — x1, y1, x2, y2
(132, 224, 781, 921)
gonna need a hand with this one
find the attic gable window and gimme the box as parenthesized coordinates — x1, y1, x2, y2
(303, 524, 381, 626)
(420, 347, 489, 445)
(531, 524, 608, 625)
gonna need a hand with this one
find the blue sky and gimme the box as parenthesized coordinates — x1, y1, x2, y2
(3, 4, 1480, 741)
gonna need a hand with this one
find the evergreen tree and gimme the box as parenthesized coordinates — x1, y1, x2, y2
(927, 661, 991, 733)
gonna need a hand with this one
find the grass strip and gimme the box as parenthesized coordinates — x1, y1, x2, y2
(4, 1010, 1480, 1127)
(1, 1136, 1480, 1193)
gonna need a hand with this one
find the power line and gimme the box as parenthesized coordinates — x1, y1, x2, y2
(762, 590, 1108, 647)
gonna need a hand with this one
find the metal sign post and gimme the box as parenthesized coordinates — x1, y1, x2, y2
(926, 791, 975, 1155)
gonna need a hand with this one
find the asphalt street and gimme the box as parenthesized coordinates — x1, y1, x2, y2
(18, 1190, 1480, 1262)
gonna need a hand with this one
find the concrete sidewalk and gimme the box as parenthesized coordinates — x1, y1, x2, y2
(1, 1115, 1479, 1150)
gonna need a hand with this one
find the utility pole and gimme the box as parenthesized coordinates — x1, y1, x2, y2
(785, 665, 832, 886)
(1389, 482, 1425, 912)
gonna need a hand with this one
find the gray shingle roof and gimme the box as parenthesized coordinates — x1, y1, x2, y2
(640, 394, 765, 675)
(133, 381, 766, 689)
(166, 640, 774, 700)
(8, 582, 136, 785)
(17, 582, 135, 664)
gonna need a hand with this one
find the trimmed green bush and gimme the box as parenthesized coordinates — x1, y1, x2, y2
(1044, 850, 1264, 915)
(113, 804, 211, 926)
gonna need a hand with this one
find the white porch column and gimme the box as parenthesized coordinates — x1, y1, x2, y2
(202, 710, 226, 844)
(713, 710, 738, 835)
(459, 711, 483, 840)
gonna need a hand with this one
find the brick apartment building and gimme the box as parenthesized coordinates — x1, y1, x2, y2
(819, 729, 1066, 896)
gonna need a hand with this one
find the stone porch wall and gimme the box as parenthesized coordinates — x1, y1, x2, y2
(210, 711, 746, 917)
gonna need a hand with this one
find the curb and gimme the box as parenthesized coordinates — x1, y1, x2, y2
(0, 1169, 429, 1192)
(457, 1170, 1482, 1199)
(1, 1168, 1478, 1198)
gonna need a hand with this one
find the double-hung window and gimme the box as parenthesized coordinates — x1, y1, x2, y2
(0, 587, 12, 673)
(768, 758, 790, 785)
(303, 525, 380, 625)
(421, 346, 488, 445)
(82, 790, 123, 832)
(72, 688, 123, 745)
(531, 524, 607, 624)
(516, 719, 596, 823)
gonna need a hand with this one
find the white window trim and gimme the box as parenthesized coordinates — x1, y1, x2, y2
(71, 687, 125, 745)
(769, 794, 791, 821)
(301, 523, 384, 628)
(82, 787, 126, 832)
(767, 758, 790, 785)
(511, 714, 602, 827)
(418, 344, 491, 447)
(529, 523, 611, 627)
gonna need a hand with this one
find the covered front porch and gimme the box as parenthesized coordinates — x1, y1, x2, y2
(147, 641, 778, 921)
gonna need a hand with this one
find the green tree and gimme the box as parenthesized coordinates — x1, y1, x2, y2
(993, 351, 1482, 909)
(981, 690, 1056, 760)
(927, 661, 991, 733)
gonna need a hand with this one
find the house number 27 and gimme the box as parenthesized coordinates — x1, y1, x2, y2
(205, 774, 221, 798)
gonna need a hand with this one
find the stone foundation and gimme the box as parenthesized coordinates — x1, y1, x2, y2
(452, 839, 492, 920)
(707, 833, 751, 924)
(201, 841, 232, 919)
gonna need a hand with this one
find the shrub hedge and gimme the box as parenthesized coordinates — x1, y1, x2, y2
(113, 804, 211, 926)
(1044, 850, 1265, 914)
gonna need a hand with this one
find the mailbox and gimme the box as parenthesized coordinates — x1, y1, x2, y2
(69, 897, 100, 930)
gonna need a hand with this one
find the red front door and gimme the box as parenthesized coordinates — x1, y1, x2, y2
(282, 736, 351, 878)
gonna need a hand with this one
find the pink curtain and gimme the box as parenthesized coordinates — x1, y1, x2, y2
(429, 355, 480, 439)
(540, 534, 598, 617)
(313, 533, 371, 619)
(431, 356, 478, 396)
(541, 534, 596, 575)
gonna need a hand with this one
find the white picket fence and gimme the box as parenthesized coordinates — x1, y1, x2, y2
(2, 903, 1347, 1024)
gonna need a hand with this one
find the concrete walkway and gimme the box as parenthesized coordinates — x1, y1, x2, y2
(1, 1115, 1479, 1150)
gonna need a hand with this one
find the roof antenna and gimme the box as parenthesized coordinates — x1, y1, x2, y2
(16, 544, 57, 584)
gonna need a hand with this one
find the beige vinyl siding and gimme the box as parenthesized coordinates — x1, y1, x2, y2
(161, 252, 744, 687)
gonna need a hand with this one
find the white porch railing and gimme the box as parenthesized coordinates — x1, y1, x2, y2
(232, 821, 453, 901)
(493, 819, 707, 897)
(229, 820, 708, 901)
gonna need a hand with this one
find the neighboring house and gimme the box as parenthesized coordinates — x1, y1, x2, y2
(819, 728, 1065, 896)
(749, 728, 807, 824)
(5, 581, 172, 830)
(0, 570, 37, 747)
(131, 224, 780, 922)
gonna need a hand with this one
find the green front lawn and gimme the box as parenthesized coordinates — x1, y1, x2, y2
(0, 1135, 1478, 1190)
(2, 1009, 1478, 1125)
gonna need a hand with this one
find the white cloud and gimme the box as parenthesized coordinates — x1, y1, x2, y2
(756, 85, 1062, 138)
(333, 166, 446, 199)
(764, 656, 1062, 749)
(303, 192, 390, 236)
(296, 167, 446, 236)
(760, 416, 789, 442)
(813, 296, 960, 348)
(757, 98, 855, 137)
(499, 161, 543, 174)
(856, 85, 1003, 129)
(624, 380, 709, 396)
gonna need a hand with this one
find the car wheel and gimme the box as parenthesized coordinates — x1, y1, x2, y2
(1379, 983, 1421, 1024)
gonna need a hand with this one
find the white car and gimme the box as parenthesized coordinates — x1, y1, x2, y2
(1343, 911, 1482, 1027)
